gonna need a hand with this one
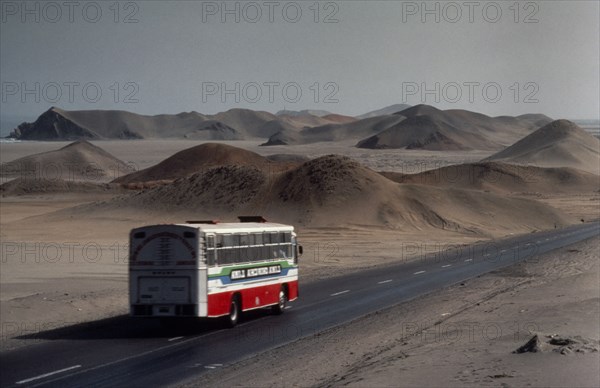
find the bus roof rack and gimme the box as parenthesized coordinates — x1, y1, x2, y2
(186, 220, 220, 224)
(238, 216, 268, 223)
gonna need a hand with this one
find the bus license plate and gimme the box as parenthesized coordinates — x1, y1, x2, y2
(153, 305, 174, 315)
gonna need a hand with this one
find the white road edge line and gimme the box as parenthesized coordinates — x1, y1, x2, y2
(16, 365, 82, 385)
(378, 279, 393, 284)
(464, 259, 473, 262)
(413, 271, 426, 275)
(168, 336, 184, 342)
(330, 290, 350, 296)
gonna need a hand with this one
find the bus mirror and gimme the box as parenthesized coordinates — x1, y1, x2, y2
(298, 245, 303, 256)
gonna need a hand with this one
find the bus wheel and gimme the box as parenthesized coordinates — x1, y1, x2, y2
(226, 295, 241, 328)
(272, 288, 287, 315)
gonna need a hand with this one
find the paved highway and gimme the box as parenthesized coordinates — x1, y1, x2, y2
(1, 221, 598, 387)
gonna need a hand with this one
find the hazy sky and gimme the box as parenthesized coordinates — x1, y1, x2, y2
(1, 0, 599, 123)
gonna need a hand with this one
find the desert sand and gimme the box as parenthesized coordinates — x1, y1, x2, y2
(1, 119, 598, 388)
(485, 119, 600, 175)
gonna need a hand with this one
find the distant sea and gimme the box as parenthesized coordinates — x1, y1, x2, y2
(573, 119, 600, 139)
(0, 115, 31, 138)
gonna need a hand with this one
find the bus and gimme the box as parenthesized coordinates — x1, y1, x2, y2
(129, 217, 301, 327)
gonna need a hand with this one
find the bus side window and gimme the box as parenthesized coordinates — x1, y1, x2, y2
(207, 235, 216, 266)
(223, 234, 234, 247)
(232, 247, 240, 263)
(240, 234, 249, 246)
(262, 245, 270, 261)
(207, 249, 216, 266)
(270, 232, 280, 244)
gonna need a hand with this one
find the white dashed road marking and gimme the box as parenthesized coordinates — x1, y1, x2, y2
(168, 337, 183, 342)
(413, 271, 426, 275)
(16, 365, 82, 385)
(330, 290, 350, 296)
(378, 279, 393, 284)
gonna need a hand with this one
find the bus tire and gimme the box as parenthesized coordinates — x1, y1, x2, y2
(226, 295, 241, 328)
(272, 287, 287, 315)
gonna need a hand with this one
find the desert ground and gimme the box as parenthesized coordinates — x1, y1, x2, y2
(1, 129, 598, 385)
(0, 140, 498, 350)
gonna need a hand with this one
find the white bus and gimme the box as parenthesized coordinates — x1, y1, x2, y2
(129, 217, 301, 326)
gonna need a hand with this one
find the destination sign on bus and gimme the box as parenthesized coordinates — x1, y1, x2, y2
(230, 265, 282, 280)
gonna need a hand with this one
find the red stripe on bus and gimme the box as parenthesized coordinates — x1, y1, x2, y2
(207, 280, 299, 317)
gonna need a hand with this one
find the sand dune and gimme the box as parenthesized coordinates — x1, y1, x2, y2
(381, 162, 600, 193)
(275, 112, 357, 129)
(0, 140, 134, 180)
(356, 115, 487, 150)
(357, 104, 412, 119)
(262, 114, 405, 145)
(265, 154, 311, 163)
(112, 143, 279, 185)
(210, 108, 282, 138)
(357, 105, 552, 150)
(276, 114, 333, 128)
(321, 114, 358, 124)
(120, 164, 268, 212)
(9, 107, 296, 140)
(254, 120, 299, 139)
(1, 178, 124, 196)
(484, 119, 600, 174)
(85, 155, 570, 235)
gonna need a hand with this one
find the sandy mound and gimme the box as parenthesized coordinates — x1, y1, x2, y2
(0, 178, 124, 196)
(484, 120, 600, 174)
(113, 143, 277, 185)
(356, 115, 484, 150)
(84, 155, 570, 235)
(357, 104, 412, 119)
(266, 154, 311, 163)
(357, 105, 551, 151)
(121, 165, 268, 212)
(210, 108, 281, 138)
(381, 162, 600, 193)
(9, 107, 286, 141)
(275, 109, 345, 128)
(255, 120, 299, 138)
(0, 140, 134, 180)
(321, 114, 358, 124)
(262, 115, 405, 145)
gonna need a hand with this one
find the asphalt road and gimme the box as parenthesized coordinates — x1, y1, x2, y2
(1, 221, 598, 387)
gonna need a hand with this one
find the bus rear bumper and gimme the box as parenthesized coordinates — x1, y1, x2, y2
(130, 304, 197, 317)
